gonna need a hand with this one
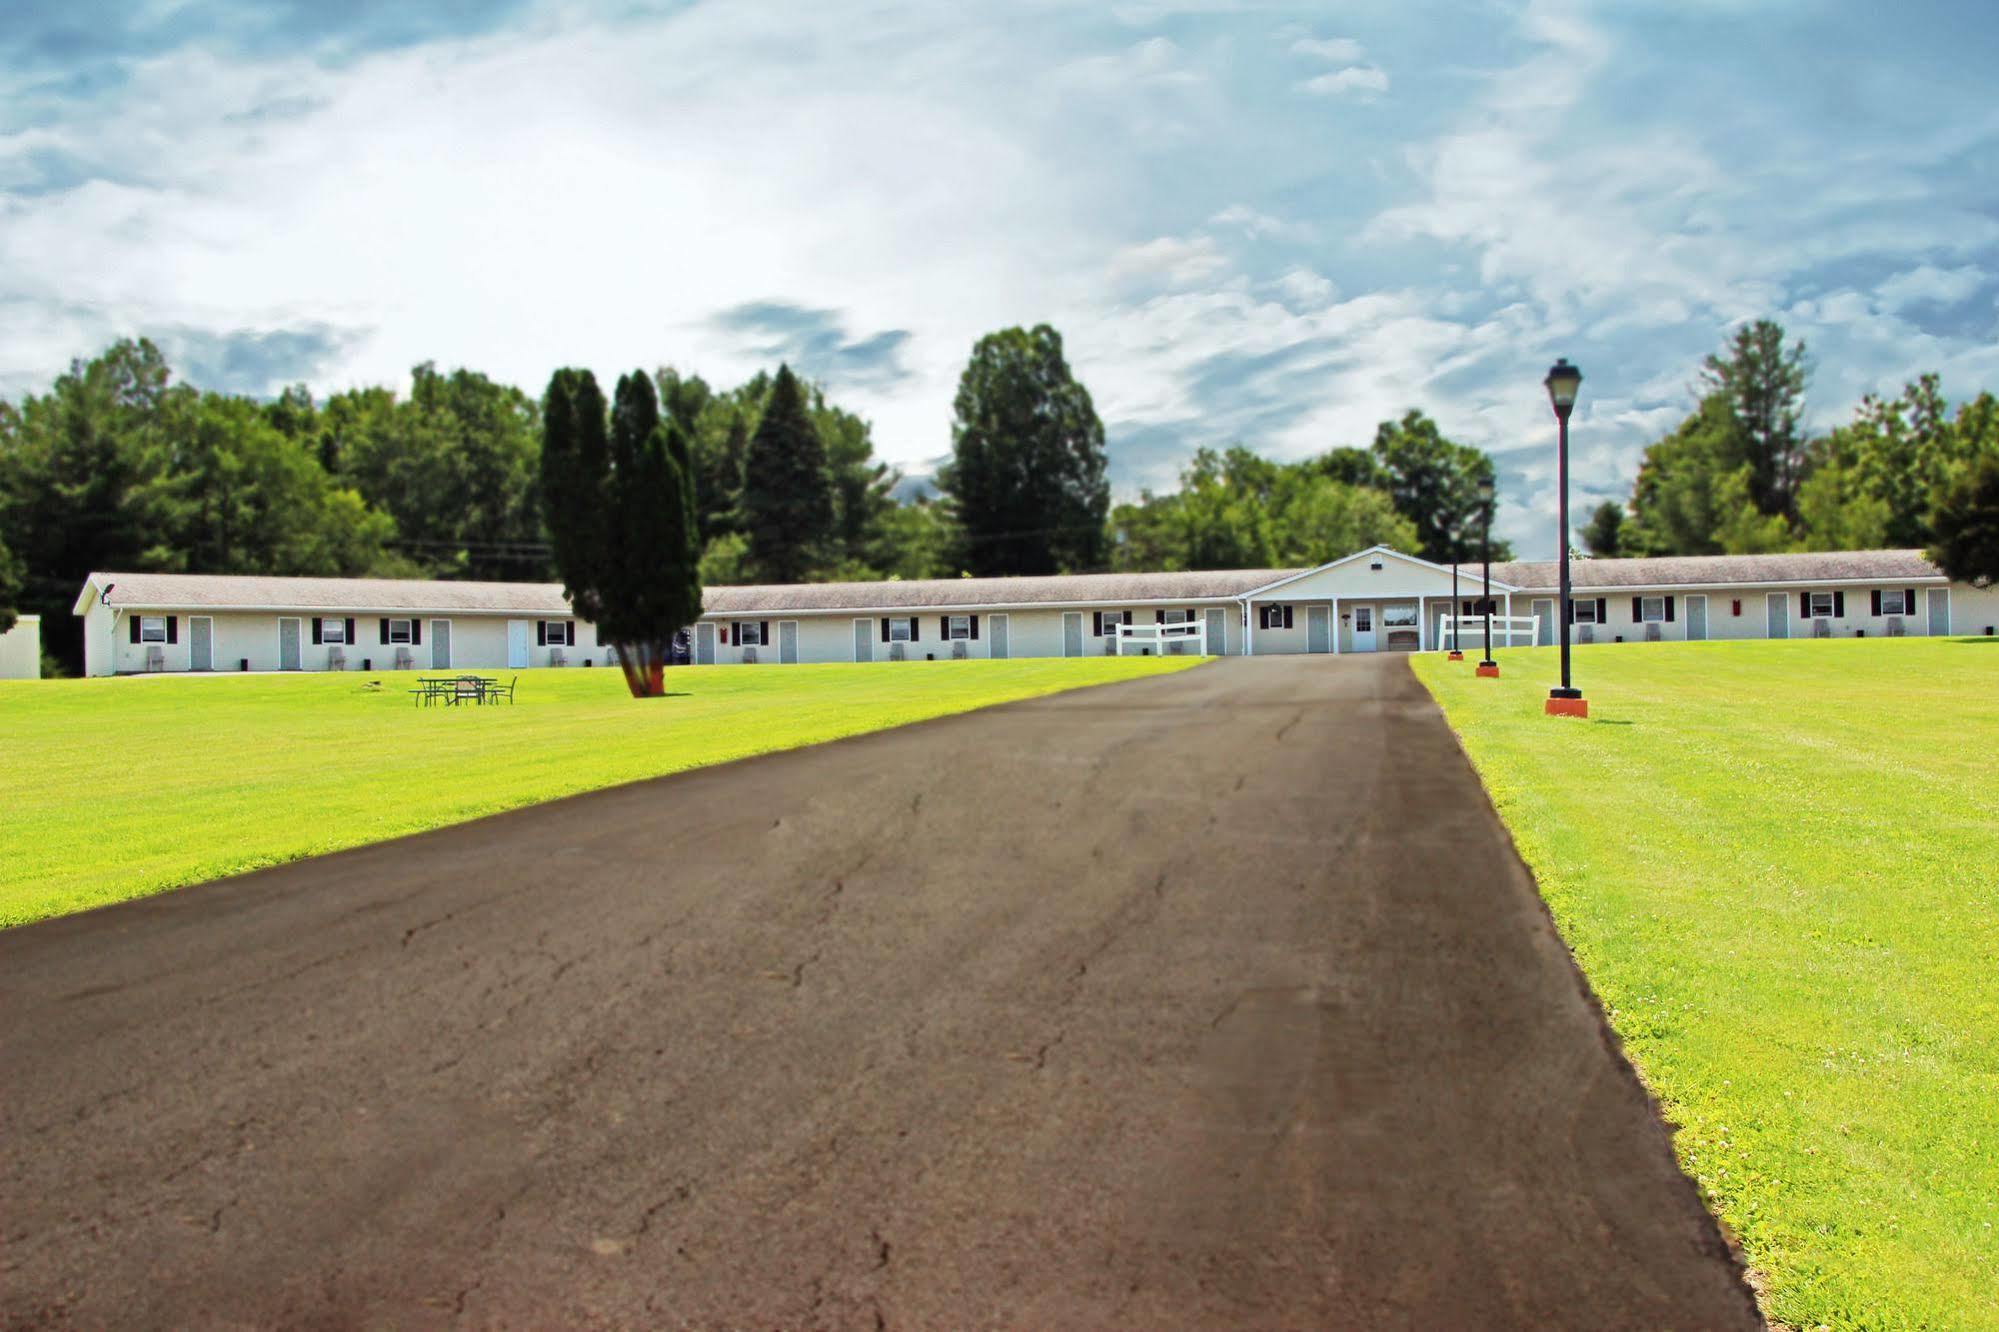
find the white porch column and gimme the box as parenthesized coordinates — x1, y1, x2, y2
(1245, 600, 1255, 656)
(1331, 597, 1340, 654)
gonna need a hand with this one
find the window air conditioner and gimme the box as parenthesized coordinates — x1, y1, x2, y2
(951, 639, 968, 660)
(742, 645, 759, 664)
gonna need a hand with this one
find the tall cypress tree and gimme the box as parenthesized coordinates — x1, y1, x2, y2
(740, 364, 834, 584)
(541, 368, 702, 698)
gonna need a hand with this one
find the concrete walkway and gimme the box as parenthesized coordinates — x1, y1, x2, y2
(0, 655, 1758, 1329)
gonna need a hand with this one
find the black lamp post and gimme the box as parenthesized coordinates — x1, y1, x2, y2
(1477, 477, 1497, 675)
(1545, 357, 1586, 716)
(1448, 541, 1462, 659)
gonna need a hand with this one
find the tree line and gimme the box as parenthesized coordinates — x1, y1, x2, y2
(1579, 320, 1999, 585)
(2, 322, 1520, 674)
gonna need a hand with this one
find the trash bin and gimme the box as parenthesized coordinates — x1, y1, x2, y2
(362, 657, 373, 669)
(239, 658, 250, 671)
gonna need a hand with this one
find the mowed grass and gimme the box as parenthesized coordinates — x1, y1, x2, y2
(1413, 638, 1999, 1331)
(0, 656, 1197, 928)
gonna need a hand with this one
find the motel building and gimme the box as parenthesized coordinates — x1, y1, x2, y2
(72, 547, 1997, 677)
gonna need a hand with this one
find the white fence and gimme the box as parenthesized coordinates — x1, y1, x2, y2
(1440, 614, 1539, 651)
(1114, 619, 1212, 656)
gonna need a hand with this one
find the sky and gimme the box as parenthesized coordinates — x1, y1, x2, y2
(4, 0, 1998, 557)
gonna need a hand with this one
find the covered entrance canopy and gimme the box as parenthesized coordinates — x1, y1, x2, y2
(1237, 546, 1524, 656)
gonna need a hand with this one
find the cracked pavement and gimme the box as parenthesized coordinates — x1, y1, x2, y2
(0, 655, 1759, 1328)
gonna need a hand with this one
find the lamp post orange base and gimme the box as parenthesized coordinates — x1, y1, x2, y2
(1446, 651, 1463, 661)
(1544, 696, 1588, 718)
(1475, 662, 1500, 678)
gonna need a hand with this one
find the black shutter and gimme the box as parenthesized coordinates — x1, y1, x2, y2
(940, 616, 949, 638)
(760, 621, 770, 646)
(1665, 597, 1675, 623)
(1283, 605, 1294, 630)
(129, 616, 142, 644)
(910, 617, 919, 642)
(1833, 591, 1845, 617)
(380, 618, 390, 644)
(1904, 587, 1916, 615)
(312, 618, 323, 645)
(345, 617, 356, 645)
(1154, 609, 1164, 623)
(1871, 590, 1881, 616)
(881, 617, 891, 643)
(1801, 591, 1811, 617)
(1596, 598, 1606, 623)
(1632, 597, 1642, 620)
(1093, 611, 1103, 636)
(166, 616, 178, 644)
(536, 621, 547, 646)
(970, 615, 979, 640)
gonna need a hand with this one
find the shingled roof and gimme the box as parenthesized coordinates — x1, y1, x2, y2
(80, 548, 1949, 619)
(80, 573, 575, 615)
(1490, 549, 1944, 592)
(701, 568, 1292, 614)
(79, 567, 1294, 618)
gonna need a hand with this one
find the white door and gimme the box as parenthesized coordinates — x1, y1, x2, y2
(1766, 593, 1788, 640)
(988, 613, 1009, 659)
(1532, 600, 1554, 647)
(1350, 605, 1375, 652)
(189, 616, 214, 671)
(1063, 611, 1083, 657)
(278, 617, 301, 671)
(853, 618, 873, 662)
(430, 620, 452, 669)
(779, 620, 799, 664)
(1926, 588, 1950, 636)
(695, 622, 716, 664)
(506, 619, 531, 668)
(1686, 595, 1708, 642)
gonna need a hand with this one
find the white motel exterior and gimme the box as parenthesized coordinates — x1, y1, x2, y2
(73, 546, 1997, 676)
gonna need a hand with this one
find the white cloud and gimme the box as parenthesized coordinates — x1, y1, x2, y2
(1109, 234, 1230, 287)
(1209, 203, 1310, 241)
(1298, 66, 1389, 98)
(1291, 36, 1365, 63)
(1874, 264, 1983, 312)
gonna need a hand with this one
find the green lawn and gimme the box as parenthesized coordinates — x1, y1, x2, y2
(0, 657, 1197, 928)
(1413, 638, 1999, 1331)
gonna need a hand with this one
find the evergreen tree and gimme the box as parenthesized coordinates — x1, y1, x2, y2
(1580, 501, 1626, 557)
(942, 325, 1109, 576)
(1701, 319, 1810, 517)
(540, 369, 701, 698)
(740, 364, 835, 583)
(0, 534, 20, 635)
(1929, 453, 1999, 588)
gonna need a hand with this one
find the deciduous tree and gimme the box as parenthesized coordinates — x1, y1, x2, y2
(942, 325, 1109, 576)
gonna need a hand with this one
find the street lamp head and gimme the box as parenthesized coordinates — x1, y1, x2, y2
(1545, 357, 1583, 418)
(1475, 476, 1496, 509)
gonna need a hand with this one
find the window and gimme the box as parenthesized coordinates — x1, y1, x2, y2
(1382, 603, 1418, 628)
(887, 617, 913, 643)
(320, 617, 347, 644)
(1354, 607, 1373, 632)
(942, 615, 970, 640)
(1094, 610, 1130, 636)
(1640, 597, 1666, 623)
(1574, 601, 1600, 625)
(1257, 605, 1292, 631)
(1879, 589, 1910, 616)
(140, 615, 167, 643)
(386, 619, 413, 645)
(737, 621, 765, 647)
(539, 619, 575, 646)
(1161, 608, 1191, 625)
(1808, 592, 1835, 618)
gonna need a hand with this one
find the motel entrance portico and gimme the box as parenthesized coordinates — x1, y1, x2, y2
(1240, 548, 1521, 656)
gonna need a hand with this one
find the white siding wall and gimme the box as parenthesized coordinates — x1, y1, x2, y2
(89, 610, 607, 675)
(0, 615, 40, 679)
(1562, 584, 1970, 645)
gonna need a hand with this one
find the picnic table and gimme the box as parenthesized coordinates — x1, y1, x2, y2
(411, 674, 515, 707)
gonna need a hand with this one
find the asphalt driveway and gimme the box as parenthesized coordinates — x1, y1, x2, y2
(0, 654, 1758, 1328)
